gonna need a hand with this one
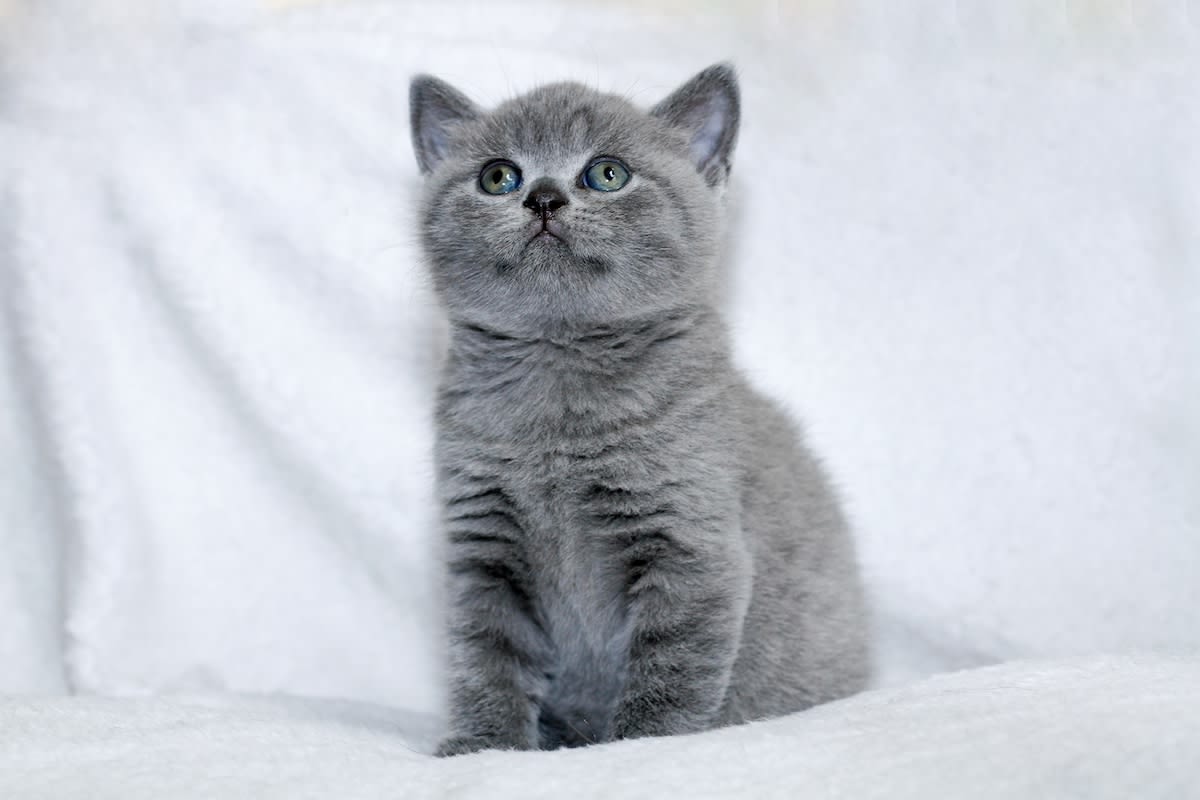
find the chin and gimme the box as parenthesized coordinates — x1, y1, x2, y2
(518, 244, 608, 280)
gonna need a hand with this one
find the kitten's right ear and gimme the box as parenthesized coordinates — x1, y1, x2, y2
(410, 75, 481, 175)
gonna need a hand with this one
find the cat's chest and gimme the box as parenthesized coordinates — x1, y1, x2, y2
(495, 446, 628, 643)
(438, 372, 697, 657)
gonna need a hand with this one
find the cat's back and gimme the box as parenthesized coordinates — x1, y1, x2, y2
(723, 378, 871, 719)
(736, 381, 848, 554)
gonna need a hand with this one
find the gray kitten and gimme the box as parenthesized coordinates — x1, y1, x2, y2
(409, 64, 869, 756)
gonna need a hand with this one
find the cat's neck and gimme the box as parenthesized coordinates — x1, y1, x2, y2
(445, 306, 724, 374)
(438, 306, 731, 434)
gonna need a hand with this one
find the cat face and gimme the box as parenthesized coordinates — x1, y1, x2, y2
(410, 65, 739, 334)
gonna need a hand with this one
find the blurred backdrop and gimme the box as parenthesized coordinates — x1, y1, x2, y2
(1, 0, 1197, 712)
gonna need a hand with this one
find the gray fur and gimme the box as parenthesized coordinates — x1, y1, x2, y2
(409, 63, 869, 756)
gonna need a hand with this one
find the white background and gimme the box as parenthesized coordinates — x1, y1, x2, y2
(1, 0, 1197, 709)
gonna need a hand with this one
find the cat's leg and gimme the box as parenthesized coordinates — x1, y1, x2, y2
(609, 518, 751, 740)
(436, 486, 549, 757)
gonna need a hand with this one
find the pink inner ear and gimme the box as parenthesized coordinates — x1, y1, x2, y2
(689, 94, 731, 169)
(417, 102, 468, 170)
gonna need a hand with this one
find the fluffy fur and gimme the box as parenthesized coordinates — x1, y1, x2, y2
(409, 64, 869, 755)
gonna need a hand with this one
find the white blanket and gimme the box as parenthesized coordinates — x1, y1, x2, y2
(1, 0, 1198, 714)
(2, 655, 1198, 799)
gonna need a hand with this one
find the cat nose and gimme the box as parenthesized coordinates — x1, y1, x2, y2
(522, 184, 568, 217)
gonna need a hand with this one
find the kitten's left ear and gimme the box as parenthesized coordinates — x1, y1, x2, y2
(410, 75, 482, 175)
(652, 63, 740, 187)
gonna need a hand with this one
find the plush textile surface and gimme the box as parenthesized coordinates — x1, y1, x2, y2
(1, 6, 1197, 796)
(1, 0, 1197, 706)
(2, 655, 1198, 799)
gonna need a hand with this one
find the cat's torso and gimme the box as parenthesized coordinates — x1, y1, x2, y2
(436, 311, 749, 744)
(435, 310, 868, 746)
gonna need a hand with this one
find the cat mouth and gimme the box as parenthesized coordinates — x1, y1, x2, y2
(527, 219, 567, 246)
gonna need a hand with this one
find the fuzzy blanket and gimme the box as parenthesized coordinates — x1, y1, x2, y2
(1, 0, 1197, 762)
(2, 655, 1199, 799)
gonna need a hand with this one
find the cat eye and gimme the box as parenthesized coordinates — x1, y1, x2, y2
(583, 158, 631, 192)
(479, 161, 522, 195)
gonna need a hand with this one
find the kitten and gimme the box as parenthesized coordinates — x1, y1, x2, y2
(410, 64, 869, 756)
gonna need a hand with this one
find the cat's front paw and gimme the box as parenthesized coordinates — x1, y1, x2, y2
(434, 734, 523, 758)
(612, 697, 712, 741)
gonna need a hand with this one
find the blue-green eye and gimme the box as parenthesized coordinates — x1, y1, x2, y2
(479, 161, 522, 195)
(583, 158, 631, 192)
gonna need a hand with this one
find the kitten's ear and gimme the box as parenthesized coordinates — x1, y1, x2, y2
(410, 75, 481, 175)
(651, 63, 740, 187)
